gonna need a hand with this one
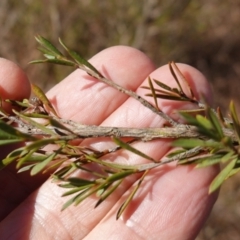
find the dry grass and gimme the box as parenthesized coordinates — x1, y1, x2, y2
(0, 0, 240, 238)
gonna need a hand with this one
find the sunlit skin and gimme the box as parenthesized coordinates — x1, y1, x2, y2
(0, 47, 219, 240)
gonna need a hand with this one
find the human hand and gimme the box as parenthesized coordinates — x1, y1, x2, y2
(0, 46, 219, 240)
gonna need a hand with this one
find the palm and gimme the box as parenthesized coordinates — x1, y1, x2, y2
(0, 47, 218, 239)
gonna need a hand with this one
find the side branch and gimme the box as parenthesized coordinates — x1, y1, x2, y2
(84, 67, 178, 127)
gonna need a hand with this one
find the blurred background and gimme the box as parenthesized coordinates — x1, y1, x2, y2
(0, 0, 240, 238)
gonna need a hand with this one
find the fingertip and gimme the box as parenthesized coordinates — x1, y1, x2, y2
(88, 45, 156, 89)
(0, 58, 31, 111)
(150, 63, 213, 103)
(175, 63, 213, 103)
(47, 45, 156, 122)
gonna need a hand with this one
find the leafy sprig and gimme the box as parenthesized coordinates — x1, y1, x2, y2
(0, 36, 239, 219)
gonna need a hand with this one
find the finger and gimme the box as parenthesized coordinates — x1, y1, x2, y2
(0, 46, 156, 238)
(86, 167, 218, 240)
(0, 58, 33, 219)
(46, 46, 155, 124)
(85, 64, 218, 239)
(0, 58, 31, 112)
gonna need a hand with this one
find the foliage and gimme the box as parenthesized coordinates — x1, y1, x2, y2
(1, 36, 240, 219)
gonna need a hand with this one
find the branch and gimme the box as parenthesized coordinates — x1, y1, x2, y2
(1, 35, 239, 219)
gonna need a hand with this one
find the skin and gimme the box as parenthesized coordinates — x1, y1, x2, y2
(0, 47, 219, 240)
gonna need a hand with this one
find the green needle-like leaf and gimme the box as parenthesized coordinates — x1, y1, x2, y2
(209, 158, 237, 193)
(230, 101, 240, 142)
(196, 115, 212, 130)
(180, 112, 199, 125)
(227, 164, 240, 178)
(5, 148, 24, 159)
(0, 139, 25, 146)
(30, 152, 57, 175)
(54, 165, 77, 180)
(25, 138, 59, 152)
(14, 110, 57, 136)
(1, 156, 18, 169)
(0, 148, 25, 169)
(61, 186, 93, 197)
(49, 118, 76, 135)
(35, 35, 64, 57)
(167, 149, 188, 158)
(59, 38, 103, 77)
(85, 154, 137, 171)
(153, 79, 173, 91)
(42, 160, 65, 174)
(173, 138, 205, 149)
(5, 99, 30, 108)
(116, 170, 148, 219)
(21, 113, 51, 118)
(196, 154, 225, 168)
(30, 58, 75, 66)
(18, 164, 37, 173)
(61, 189, 89, 211)
(95, 179, 123, 208)
(65, 178, 95, 187)
(207, 107, 224, 139)
(113, 137, 156, 162)
(194, 114, 223, 141)
(221, 151, 236, 163)
(0, 120, 35, 144)
(16, 150, 36, 169)
(73, 182, 108, 206)
(106, 170, 135, 182)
